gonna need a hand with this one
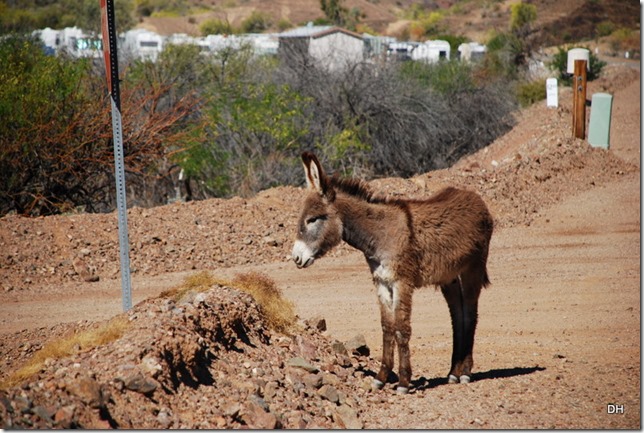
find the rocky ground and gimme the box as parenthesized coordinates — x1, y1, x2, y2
(0, 62, 640, 429)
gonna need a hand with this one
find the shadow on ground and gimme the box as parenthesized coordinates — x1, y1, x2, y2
(411, 366, 546, 391)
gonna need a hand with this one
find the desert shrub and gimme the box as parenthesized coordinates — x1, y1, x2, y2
(409, 11, 446, 40)
(275, 58, 515, 177)
(596, 21, 616, 38)
(482, 30, 525, 79)
(0, 34, 203, 216)
(516, 79, 546, 107)
(607, 27, 639, 56)
(177, 46, 313, 198)
(509, 1, 536, 34)
(240, 11, 271, 33)
(1, 33, 519, 214)
(401, 59, 475, 95)
(277, 18, 293, 31)
(200, 18, 234, 35)
(320, 0, 348, 26)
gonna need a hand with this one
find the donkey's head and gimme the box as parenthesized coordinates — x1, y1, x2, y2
(292, 152, 343, 269)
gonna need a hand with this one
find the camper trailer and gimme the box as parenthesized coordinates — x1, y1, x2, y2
(411, 39, 450, 63)
(123, 29, 164, 61)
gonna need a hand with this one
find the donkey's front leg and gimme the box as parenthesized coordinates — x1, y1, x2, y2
(373, 304, 395, 391)
(394, 287, 413, 394)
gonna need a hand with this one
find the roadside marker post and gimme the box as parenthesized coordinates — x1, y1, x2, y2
(567, 48, 589, 140)
(100, 0, 132, 311)
(572, 59, 588, 140)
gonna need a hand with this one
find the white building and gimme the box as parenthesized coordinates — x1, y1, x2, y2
(278, 24, 364, 71)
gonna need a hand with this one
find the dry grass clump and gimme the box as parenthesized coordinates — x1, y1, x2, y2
(231, 271, 297, 334)
(159, 271, 227, 301)
(0, 316, 129, 390)
(161, 270, 297, 334)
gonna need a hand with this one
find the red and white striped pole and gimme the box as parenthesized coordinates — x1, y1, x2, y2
(100, 0, 132, 311)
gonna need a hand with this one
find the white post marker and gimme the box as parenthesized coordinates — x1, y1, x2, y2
(546, 78, 558, 108)
(101, 0, 132, 311)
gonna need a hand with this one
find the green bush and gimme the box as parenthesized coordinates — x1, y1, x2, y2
(549, 46, 606, 86)
(200, 18, 234, 35)
(516, 79, 546, 107)
(240, 11, 271, 33)
(400, 59, 475, 95)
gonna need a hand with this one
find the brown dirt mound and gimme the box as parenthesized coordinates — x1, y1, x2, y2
(0, 285, 378, 429)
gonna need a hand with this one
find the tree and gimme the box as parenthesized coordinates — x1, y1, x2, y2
(180, 48, 313, 198)
(0, 35, 203, 216)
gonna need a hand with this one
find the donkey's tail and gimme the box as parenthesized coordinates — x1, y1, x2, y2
(482, 268, 491, 288)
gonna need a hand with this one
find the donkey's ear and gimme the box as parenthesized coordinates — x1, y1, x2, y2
(301, 152, 327, 196)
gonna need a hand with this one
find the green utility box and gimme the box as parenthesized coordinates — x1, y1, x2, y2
(588, 93, 613, 149)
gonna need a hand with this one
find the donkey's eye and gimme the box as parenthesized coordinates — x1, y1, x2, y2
(306, 215, 326, 225)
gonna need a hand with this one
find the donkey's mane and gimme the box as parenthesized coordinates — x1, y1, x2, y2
(330, 173, 459, 206)
(329, 174, 388, 204)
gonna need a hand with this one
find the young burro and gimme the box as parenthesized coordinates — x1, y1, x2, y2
(292, 152, 494, 394)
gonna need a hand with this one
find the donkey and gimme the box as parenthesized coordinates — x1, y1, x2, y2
(292, 152, 494, 394)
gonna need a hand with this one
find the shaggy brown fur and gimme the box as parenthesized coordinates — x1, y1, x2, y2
(292, 152, 494, 393)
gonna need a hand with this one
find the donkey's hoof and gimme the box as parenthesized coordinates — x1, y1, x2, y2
(396, 386, 409, 395)
(372, 379, 385, 390)
(459, 375, 471, 384)
(448, 374, 459, 384)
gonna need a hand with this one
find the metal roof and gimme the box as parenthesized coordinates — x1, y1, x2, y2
(278, 24, 362, 40)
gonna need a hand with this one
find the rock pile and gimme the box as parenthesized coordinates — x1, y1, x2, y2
(0, 285, 384, 429)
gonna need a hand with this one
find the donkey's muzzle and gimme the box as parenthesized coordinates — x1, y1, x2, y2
(292, 240, 315, 269)
(292, 254, 314, 269)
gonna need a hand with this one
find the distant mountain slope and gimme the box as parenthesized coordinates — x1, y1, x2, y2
(138, 0, 639, 48)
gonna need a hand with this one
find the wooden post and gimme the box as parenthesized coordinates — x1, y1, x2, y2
(572, 59, 587, 139)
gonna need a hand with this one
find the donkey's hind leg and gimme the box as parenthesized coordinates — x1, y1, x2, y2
(458, 268, 484, 382)
(441, 279, 466, 383)
(442, 271, 483, 384)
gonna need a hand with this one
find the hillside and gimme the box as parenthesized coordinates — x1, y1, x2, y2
(137, 0, 640, 48)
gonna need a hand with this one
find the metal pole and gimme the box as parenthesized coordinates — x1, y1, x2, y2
(101, 0, 132, 311)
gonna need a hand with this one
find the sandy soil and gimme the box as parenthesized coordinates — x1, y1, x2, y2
(0, 63, 640, 428)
